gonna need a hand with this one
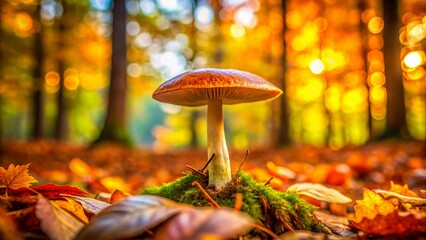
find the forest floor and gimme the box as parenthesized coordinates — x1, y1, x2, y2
(0, 140, 425, 239)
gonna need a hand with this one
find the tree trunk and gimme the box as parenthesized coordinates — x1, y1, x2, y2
(274, 0, 290, 147)
(32, 4, 44, 139)
(382, 0, 406, 137)
(55, 0, 68, 141)
(189, 0, 199, 148)
(95, 0, 132, 146)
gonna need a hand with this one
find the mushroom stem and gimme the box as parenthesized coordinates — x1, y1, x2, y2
(207, 99, 231, 190)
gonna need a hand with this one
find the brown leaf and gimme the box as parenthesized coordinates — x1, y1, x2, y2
(374, 189, 426, 208)
(0, 207, 22, 240)
(35, 195, 85, 240)
(0, 164, 38, 191)
(75, 195, 187, 240)
(287, 183, 352, 204)
(53, 199, 89, 223)
(352, 211, 426, 236)
(109, 189, 131, 204)
(61, 194, 110, 215)
(153, 207, 254, 240)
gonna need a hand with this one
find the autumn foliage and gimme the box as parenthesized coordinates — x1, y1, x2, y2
(0, 140, 425, 239)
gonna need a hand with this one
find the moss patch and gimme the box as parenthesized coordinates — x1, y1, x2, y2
(142, 172, 327, 237)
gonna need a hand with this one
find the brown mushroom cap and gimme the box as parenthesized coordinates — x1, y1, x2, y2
(153, 68, 282, 106)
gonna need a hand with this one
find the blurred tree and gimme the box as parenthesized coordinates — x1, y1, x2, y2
(32, 3, 45, 139)
(274, 0, 290, 147)
(95, 0, 132, 146)
(0, 0, 4, 141)
(189, 0, 199, 148)
(55, 0, 68, 141)
(382, 0, 406, 138)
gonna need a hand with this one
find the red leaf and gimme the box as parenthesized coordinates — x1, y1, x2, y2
(0, 184, 89, 198)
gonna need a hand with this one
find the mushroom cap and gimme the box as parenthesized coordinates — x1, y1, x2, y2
(152, 68, 282, 106)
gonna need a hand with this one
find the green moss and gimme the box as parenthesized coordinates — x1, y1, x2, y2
(141, 172, 327, 237)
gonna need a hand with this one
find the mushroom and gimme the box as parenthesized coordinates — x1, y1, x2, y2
(153, 68, 282, 190)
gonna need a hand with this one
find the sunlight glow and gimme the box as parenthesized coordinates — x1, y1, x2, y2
(234, 7, 257, 28)
(195, 5, 214, 25)
(368, 17, 384, 34)
(309, 59, 325, 74)
(230, 24, 245, 38)
(404, 51, 424, 68)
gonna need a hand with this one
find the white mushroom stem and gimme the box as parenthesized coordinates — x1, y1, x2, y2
(207, 99, 231, 190)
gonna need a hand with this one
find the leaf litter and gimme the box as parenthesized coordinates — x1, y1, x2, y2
(0, 140, 425, 239)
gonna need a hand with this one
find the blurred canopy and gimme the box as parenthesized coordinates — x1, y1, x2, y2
(0, 0, 425, 150)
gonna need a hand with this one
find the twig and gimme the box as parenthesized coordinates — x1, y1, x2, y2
(200, 153, 215, 173)
(234, 150, 249, 178)
(233, 193, 243, 211)
(186, 165, 207, 177)
(192, 181, 220, 208)
(145, 229, 154, 236)
(252, 223, 280, 239)
(264, 177, 274, 186)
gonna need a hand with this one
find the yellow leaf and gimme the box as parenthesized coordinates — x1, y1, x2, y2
(389, 181, 418, 197)
(0, 164, 38, 190)
(353, 189, 398, 222)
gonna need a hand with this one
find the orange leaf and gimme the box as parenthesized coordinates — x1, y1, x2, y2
(352, 211, 426, 236)
(353, 189, 398, 222)
(389, 181, 418, 197)
(0, 164, 38, 190)
(53, 199, 89, 223)
(110, 189, 131, 204)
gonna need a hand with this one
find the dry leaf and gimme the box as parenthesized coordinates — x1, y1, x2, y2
(75, 195, 187, 240)
(389, 181, 418, 197)
(110, 189, 131, 204)
(1, 184, 89, 198)
(287, 183, 352, 204)
(374, 189, 426, 207)
(53, 199, 89, 223)
(61, 194, 110, 215)
(352, 211, 426, 236)
(153, 207, 254, 240)
(69, 158, 93, 179)
(35, 195, 85, 240)
(353, 188, 397, 222)
(0, 164, 38, 190)
(0, 207, 22, 240)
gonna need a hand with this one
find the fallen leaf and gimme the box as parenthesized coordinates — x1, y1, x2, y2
(353, 189, 397, 222)
(287, 183, 352, 204)
(352, 211, 426, 236)
(110, 189, 131, 204)
(35, 195, 85, 240)
(374, 189, 426, 208)
(69, 158, 93, 179)
(75, 195, 187, 240)
(0, 207, 22, 240)
(0, 164, 38, 191)
(389, 181, 418, 197)
(53, 199, 89, 223)
(266, 161, 296, 180)
(0, 184, 89, 198)
(153, 207, 254, 240)
(61, 194, 110, 215)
